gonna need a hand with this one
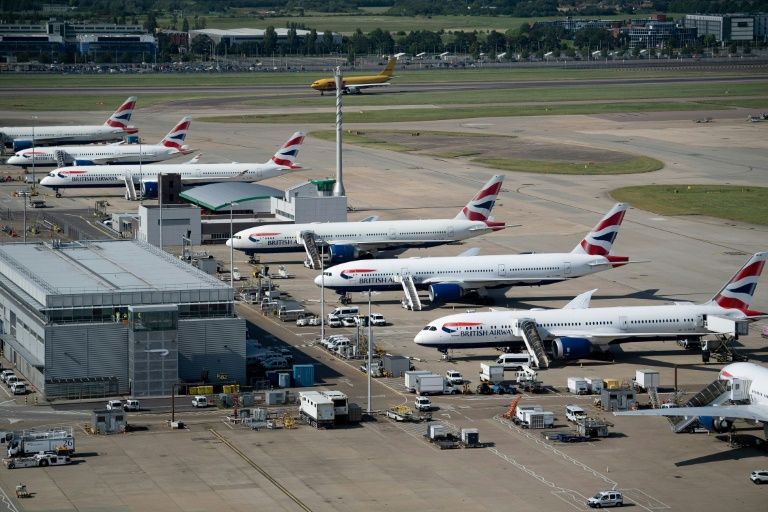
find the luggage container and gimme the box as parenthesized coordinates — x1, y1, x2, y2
(567, 377, 589, 395)
(382, 355, 410, 377)
(461, 428, 480, 446)
(584, 376, 603, 394)
(427, 423, 445, 440)
(603, 378, 621, 390)
(634, 369, 660, 391)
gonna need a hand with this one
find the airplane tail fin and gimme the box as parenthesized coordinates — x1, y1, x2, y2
(454, 175, 504, 226)
(104, 96, 137, 132)
(571, 203, 628, 256)
(380, 57, 397, 77)
(159, 116, 192, 151)
(270, 131, 305, 169)
(707, 252, 768, 315)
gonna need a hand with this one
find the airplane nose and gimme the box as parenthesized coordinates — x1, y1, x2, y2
(314, 275, 322, 287)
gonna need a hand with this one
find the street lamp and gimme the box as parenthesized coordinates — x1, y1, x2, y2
(229, 201, 238, 289)
(366, 289, 374, 414)
(19, 191, 29, 243)
(320, 243, 326, 341)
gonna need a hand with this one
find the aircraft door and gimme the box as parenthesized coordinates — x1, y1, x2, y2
(619, 316, 628, 331)
(563, 262, 571, 277)
(498, 264, 505, 277)
(446, 226, 454, 240)
(388, 227, 397, 239)
(695, 314, 704, 328)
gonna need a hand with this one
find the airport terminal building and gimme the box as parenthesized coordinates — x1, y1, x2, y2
(0, 240, 245, 399)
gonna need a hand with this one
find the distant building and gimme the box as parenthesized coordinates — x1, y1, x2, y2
(623, 21, 697, 49)
(189, 28, 342, 48)
(684, 14, 755, 43)
(0, 19, 156, 61)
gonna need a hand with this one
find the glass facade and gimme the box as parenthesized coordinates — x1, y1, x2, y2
(45, 302, 232, 325)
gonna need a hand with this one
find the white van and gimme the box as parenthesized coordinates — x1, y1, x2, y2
(496, 353, 533, 370)
(192, 395, 208, 408)
(329, 306, 359, 319)
(10, 382, 26, 395)
(587, 490, 623, 508)
(565, 405, 587, 423)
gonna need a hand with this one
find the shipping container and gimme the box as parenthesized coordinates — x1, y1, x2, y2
(382, 355, 410, 377)
(293, 364, 315, 387)
(634, 369, 660, 391)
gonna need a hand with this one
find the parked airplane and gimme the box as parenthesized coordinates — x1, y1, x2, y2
(615, 362, 768, 438)
(0, 97, 138, 152)
(39, 132, 305, 197)
(7, 116, 193, 168)
(315, 203, 633, 305)
(414, 252, 767, 357)
(227, 175, 506, 264)
(311, 58, 397, 95)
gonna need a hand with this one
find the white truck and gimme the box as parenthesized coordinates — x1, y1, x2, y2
(413, 374, 447, 395)
(516, 405, 543, 424)
(404, 370, 433, 392)
(5, 452, 72, 469)
(299, 391, 335, 428)
(6, 428, 75, 457)
(567, 377, 589, 395)
(520, 410, 554, 429)
(479, 363, 505, 384)
(634, 369, 660, 392)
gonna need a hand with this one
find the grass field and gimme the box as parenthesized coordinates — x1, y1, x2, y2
(611, 185, 768, 225)
(202, 100, 747, 124)
(475, 156, 662, 175)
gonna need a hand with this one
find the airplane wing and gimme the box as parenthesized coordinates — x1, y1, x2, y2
(588, 259, 649, 267)
(615, 404, 768, 422)
(361, 216, 379, 222)
(563, 289, 596, 309)
(346, 83, 391, 90)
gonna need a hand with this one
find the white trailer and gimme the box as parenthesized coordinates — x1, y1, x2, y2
(414, 374, 445, 395)
(299, 391, 335, 428)
(567, 377, 589, 395)
(480, 363, 505, 384)
(524, 411, 554, 429)
(584, 376, 603, 394)
(404, 370, 433, 392)
(516, 405, 543, 424)
(635, 369, 660, 391)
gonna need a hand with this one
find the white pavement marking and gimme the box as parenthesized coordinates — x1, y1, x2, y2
(0, 485, 19, 512)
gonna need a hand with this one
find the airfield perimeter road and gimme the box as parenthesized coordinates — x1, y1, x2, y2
(0, 73, 767, 511)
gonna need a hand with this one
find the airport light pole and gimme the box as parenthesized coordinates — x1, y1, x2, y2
(229, 201, 238, 290)
(20, 191, 29, 243)
(158, 174, 163, 251)
(367, 288, 373, 414)
(320, 243, 325, 342)
(31, 115, 37, 193)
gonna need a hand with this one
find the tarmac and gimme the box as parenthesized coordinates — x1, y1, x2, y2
(0, 86, 767, 511)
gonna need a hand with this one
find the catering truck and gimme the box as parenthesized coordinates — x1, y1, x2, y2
(6, 427, 75, 457)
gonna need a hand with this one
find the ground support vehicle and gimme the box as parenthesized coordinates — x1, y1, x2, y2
(299, 391, 335, 428)
(479, 363, 504, 384)
(5, 453, 72, 469)
(385, 405, 428, 422)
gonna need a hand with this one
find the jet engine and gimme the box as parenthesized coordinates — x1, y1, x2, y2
(328, 244, 359, 264)
(698, 416, 734, 433)
(552, 337, 593, 360)
(428, 283, 465, 303)
(12, 139, 33, 152)
(140, 179, 159, 198)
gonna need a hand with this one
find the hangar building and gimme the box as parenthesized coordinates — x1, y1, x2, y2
(0, 240, 245, 399)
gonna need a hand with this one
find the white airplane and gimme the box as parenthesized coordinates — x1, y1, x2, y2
(315, 203, 634, 305)
(6, 116, 193, 168)
(0, 96, 138, 151)
(615, 362, 768, 438)
(414, 252, 767, 357)
(39, 132, 305, 197)
(226, 175, 506, 264)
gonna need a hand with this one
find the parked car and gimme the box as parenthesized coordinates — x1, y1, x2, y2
(587, 490, 623, 508)
(106, 400, 123, 411)
(5, 375, 19, 387)
(327, 314, 342, 328)
(751, 470, 768, 484)
(446, 370, 464, 385)
(370, 313, 386, 326)
(0, 370, 15, 383)
(123, 399, 140, 411)
(261, 356, 289, 370)
(192, 395, 208, 408)
(341, 316, 357, 328)
(296, 316, 311, 327)
(414, 395, 433, 411)
(10, 382, 26, 395)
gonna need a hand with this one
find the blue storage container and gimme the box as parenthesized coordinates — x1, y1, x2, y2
(278, 372, 291, 388)
(292, 364, 315, 387)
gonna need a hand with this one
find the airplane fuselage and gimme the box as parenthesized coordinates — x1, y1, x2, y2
(7, 145, 185, 167)
(228, 219, 502, 256)
(40, 162, 289, 189)
(415, 303, 747, 350)
(0, 125, 131, 146)
(311, 74, 391, 92)
(318, 252, 625, 293)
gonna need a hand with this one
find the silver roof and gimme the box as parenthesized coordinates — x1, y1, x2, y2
(0, 240, 232, 309)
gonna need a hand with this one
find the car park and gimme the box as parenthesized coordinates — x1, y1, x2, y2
(587, 490, 623, 508)
(751, 470, 768, 484)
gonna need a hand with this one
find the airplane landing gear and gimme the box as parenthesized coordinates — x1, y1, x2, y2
(338, 293, 351, 305)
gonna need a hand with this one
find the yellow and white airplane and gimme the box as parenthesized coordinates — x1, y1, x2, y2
(311, 58, 397, 95)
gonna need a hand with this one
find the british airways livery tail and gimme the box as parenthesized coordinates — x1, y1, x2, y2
(709, 252, 767, 316)
(160, 116, 192, 151)
(454, 175, 504, 222)
(271, 132, 305, 169)
(572, 203, 628, 256)
(104, 96, 138, 134)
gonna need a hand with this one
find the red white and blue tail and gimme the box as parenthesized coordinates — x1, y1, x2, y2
(104, 96, 138, 133)
(454, 174, 504, 222)
(270, 131, 305, 169)
(160, 116, 192, 151)
(572, 203, 628, 257)
(709, 252, 768, 316)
